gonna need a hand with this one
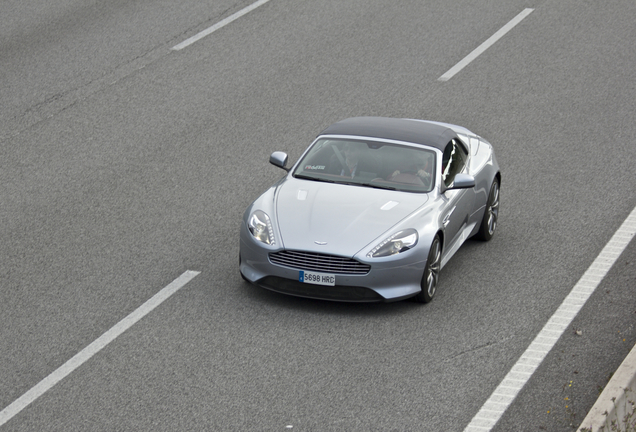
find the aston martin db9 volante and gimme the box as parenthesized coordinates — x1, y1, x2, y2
(239, 117, 500, 303)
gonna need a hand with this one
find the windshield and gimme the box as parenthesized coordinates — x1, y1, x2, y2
(292, 139, 436, 193)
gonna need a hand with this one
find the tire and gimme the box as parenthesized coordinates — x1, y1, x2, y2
(413, 235, 441, 303)
(476, 178, 499, 241)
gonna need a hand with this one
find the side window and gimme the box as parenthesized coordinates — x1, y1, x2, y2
(441, 139, 467, 187)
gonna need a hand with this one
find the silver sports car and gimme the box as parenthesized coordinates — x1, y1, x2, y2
(239, 117, 500, 303)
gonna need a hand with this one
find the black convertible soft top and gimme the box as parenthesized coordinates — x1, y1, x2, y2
(319, 117, 458, 151)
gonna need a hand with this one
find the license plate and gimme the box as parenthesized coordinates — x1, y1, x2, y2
(299, 270, 335, 286)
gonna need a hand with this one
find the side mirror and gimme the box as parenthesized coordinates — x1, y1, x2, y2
(269, 151, 289, 171)
(444, 174, 475, 192)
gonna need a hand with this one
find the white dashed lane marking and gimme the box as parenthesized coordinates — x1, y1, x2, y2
(438, 8, 534, 82)
(172, 0, 273, 50)
(0, 270, 201, 427)
(464, 206, 636, 431)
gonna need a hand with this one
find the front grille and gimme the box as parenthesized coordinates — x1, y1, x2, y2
(269, 250, 371, 275)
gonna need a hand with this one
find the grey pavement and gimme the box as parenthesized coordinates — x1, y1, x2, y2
(1, 0, 635, 430)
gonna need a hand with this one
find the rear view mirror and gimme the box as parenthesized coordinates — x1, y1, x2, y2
(269, 151, 289, 171)
(446, 174, 475, 191)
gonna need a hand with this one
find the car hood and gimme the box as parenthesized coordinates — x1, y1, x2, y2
(275, 178, 428, 256)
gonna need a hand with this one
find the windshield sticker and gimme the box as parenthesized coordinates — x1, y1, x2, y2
(304, 165, 326, 170)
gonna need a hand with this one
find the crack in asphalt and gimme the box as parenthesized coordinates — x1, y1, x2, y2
(445, 336, 515, 362)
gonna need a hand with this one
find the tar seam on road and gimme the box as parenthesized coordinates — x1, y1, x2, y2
(464, 205, 636, 431)
(171, 0, 273, 50)
(0, 270, 201, 427)
(438, 8, 534, 82)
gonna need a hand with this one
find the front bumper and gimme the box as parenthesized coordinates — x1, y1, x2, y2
(239, 223, 426, 302)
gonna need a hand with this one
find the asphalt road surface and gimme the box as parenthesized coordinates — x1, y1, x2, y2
(1, 0, 635, 430)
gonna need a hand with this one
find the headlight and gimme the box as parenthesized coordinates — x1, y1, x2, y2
(248, 210, 275, 245)
(367, 229, 418, 258)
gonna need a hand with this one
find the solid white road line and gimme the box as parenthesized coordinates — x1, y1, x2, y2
(0, 270, 201, 427)
(172, 0, 273, 50)
(438, 8, 534, 82)
(464, 206, 636, 431)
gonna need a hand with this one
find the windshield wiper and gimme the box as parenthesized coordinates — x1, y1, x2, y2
(294, 174, 336, 183)
(357, 182, 397, 190)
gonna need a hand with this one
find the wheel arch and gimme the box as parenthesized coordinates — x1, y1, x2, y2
(435, 229, 445, 253)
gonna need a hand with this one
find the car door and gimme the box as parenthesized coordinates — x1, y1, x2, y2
(439, 139, 475, 251)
